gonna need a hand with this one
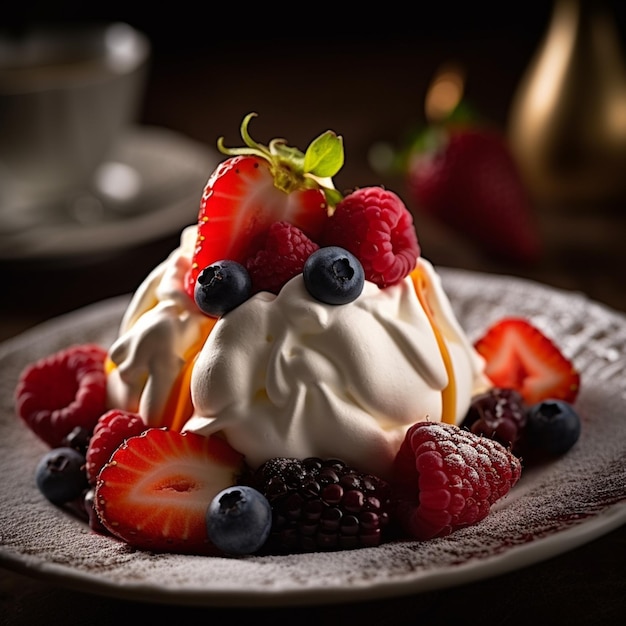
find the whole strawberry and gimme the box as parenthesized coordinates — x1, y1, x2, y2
(407, 125, 541, 264)
(392, 421, 522, 541)
(184, 112, 344, 300)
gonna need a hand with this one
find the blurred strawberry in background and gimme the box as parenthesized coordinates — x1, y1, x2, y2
(407, 123, 541, 264)
(377, 63, 542, 266)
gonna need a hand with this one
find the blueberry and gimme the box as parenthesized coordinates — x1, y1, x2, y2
(35, 447, 88, 505)
(526, 399, 581, 456)
(194, 260, 252, 317)
(303, 246, 365, 305)
(206, 486, 272, 555)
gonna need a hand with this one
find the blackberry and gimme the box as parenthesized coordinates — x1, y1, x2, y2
(246, 457, 392, 554)
(460, 387, 527, 453)
(62, 426, 92, 455)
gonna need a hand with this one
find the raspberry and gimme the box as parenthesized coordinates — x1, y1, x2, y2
(85, 408, 147, 484)
(245, 221, 319, 295)
(460, 387, 528, 453)
(321, 187, 420, 288)
(392, 421, 522, 541)
(246, 457, 393, 553)
(15, 344, 108, 448)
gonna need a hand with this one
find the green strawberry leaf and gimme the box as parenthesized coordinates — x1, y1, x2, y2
(322, 186, 344, 208)
(304, 131, 344, 178)
(371, 97, 483, 176)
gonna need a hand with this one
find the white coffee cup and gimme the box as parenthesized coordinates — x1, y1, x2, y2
(0, 22, 150, 219)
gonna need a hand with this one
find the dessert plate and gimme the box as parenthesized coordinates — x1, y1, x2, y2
(0, 125, 218, 260)
(0, 270, 625, 607)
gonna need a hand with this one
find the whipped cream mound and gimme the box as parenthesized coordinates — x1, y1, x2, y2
(184, 258, 488, 479)
(106, 225, 489, 480)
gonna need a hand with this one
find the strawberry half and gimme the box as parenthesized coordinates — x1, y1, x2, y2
(94, 428, 244, 554)
(474, 317, 580, 405)
(184, 112, 344, 299)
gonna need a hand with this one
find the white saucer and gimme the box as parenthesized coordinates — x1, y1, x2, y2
(0, 125, 219, 260)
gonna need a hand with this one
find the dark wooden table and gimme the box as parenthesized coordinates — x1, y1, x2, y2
(2, 6, 625, 624)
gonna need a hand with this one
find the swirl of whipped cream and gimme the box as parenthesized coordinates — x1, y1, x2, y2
(183, 258, 488, 479)
(106, 226, 213, 426)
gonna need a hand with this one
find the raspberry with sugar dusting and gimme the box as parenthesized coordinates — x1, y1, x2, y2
(392, 421, 522, 541)
(321, 186, 420, 288)
(245, 220, 319, 294)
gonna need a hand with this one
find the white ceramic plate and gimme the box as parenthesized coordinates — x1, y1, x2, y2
(1, 269, 625, 607)
(0, 125, 218, 260)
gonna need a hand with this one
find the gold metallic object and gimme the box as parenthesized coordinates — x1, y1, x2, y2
(508, 0, 626, 208)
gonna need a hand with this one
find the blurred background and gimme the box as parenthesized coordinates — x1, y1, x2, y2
(1, 1, 626, 341)
(2, 5, 626, 623)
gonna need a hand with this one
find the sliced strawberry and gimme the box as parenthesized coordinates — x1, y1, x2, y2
(184, 113, 344, 299)
(474, 317, 580, 405)
(15, 344, 108, 448)
(94, 428, 244, 554)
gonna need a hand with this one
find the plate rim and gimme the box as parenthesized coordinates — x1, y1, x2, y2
(1, 499, 625, 607)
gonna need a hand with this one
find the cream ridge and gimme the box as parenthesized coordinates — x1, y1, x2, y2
(106, 226, 214, 426)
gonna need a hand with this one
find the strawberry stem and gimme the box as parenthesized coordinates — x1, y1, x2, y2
(217, 112, 344, 206)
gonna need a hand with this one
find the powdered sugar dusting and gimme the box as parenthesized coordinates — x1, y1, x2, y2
(1, 271, 625, 607)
